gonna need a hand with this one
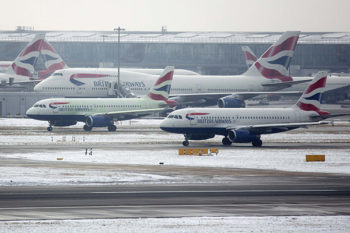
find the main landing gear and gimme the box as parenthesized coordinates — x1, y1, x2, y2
(83, 125, 92, 131)
(222, 137, 232, 146)
(108, 124, 117, 132)
(252, 139, 262, 147)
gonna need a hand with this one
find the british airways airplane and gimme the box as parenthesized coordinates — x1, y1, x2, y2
(34, 31, 310, 107)
(160, 71, 337, 147)
(26, 66, 176, 132)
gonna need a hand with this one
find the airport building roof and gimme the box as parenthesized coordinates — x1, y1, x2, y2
(0, 31, 350, 44)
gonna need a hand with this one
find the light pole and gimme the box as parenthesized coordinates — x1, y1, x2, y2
(114, 27, 125, 94)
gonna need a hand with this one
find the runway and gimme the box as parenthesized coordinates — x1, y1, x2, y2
(1, 174, 350, 220)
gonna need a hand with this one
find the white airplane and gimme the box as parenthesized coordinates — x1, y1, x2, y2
(160, 71, 341, 147)
(241, 46, 258, 68)
(26, 66, 176, 132)
(34, 31, 310, 107)
(0, 34, 68, 85)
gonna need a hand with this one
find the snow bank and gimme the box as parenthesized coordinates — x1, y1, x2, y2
(1, 216, 349, 233)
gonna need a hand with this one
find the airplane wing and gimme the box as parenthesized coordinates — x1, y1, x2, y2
(92, 108, 168, 121)
(229, 121, 328, 135)
(170, 91, 302, 105)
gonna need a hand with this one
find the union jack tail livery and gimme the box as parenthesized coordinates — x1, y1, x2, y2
(8, 34, 45, 77)
(147, 66, 177, 107)
(241, 46, 257, 68)
(294, 71, 329, 116)
(244, 31, 300, 82)
(37, 37, 68, 79)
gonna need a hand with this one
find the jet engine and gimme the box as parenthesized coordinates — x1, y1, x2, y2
(227, 129, 259, 143)
(217, 96, 245, 108)
(86, 115, 113, 127)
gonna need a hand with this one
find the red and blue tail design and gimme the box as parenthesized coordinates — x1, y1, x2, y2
(37, 37, 68, 78)
(147, 66, 177, 107)
(241, 46, 257, 68)
(294, 71, 329, 116)
(9, 34, 45, 77)
(244, 31, 300, 82)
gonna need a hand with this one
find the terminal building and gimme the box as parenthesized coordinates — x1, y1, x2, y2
(1, 30, 350, 117)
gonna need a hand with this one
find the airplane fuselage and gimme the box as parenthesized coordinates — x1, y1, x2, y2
(26, 97, 158, 122)
(34, 68, 279, 97)
(160, 107, 314, 136)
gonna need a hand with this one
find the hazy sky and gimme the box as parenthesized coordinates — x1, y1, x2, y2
(1, 0, 349, 32)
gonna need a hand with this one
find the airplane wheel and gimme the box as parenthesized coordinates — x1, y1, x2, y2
(222, 137, 232, 146)
(47, 126, 53, 132)
(108, 125, 117, 132)
(182, 140, 189, 146)
(83, 125, 92, 132)
(252, 139, 262, 147)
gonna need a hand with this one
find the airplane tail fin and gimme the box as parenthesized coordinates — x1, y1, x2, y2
(242, 46, 257, 68)
(37, 36, 68, 79)
(293, 71, 330, 116)
(7, 34, 45, 77)
(243, 31, 300, 82)
(146, 66, 177, 107)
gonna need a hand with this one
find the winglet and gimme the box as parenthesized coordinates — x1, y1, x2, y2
(294, 71, 330, 116)
(147, 66, 177, 107)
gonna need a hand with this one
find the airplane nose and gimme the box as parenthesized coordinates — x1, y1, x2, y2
(26, 107, 35, 116)
(159, 119, 167, 128)
(33, 84, 40, 91)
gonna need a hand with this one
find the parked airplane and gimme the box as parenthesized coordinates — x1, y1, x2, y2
(26, 66, 176, 132)
(160, 71, 338, 147)
(241, 46, 257, 68)
(0, 34, 67, 86)
(34, 31, 309, 107)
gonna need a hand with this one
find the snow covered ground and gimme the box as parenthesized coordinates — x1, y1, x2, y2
(1, 118, 350, 232)
(1, 216, 349, 233)
(1, 118, 350, 186)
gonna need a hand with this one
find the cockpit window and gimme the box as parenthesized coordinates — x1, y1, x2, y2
(34, 104, 46, 108)
(168, 114, 182, 119)
(53, 72, 63, 76)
